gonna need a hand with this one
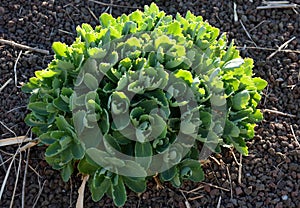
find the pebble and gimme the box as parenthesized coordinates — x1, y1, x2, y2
(244, 186, 253, 195)
(235, 187, 243, 195)
(0, 6, 5, 15)
(256, 184, 265, 191)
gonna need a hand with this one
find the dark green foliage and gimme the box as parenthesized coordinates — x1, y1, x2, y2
(23, 3, 267, 206)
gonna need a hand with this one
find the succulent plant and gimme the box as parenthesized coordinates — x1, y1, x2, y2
(23, 3, 267, 206)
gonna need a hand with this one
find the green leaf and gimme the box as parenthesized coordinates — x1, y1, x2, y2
(57, 60, 74, 70)
(210, 94, 226, 106)
(253, 77, 268, 91)
(174, 69, 193, 84)
(28, 102, 48, 115)
(135, 142, 152, 169)
(91, 178, 110, 201)
(73, 110, 88, 135)
(161, 166, 177, 181)
(86, 148, 124, 168)
(35, 70, 57, 79)
(104, 134, 121, 155)
(53, 97, 69, 112)
(87, 47, 107, 59)
(84, 73, 98, 91)
(45, 141, 63, 157)
(230, 136, 248, 156)
(78, 156, 98, 174)
(100, 13, 115, 27)
(167, 21, 182, 36)
(39, 132, 56, 145)
(71, 142, 85, 159)
(180, 159, 204, 182)
(224, 120, 240, 137)
(56, 116, 73, 131)
(24, 114, 47, 127)
(118, 160, 147, 177)
(61, 163, 73, 182)
(232, 90, 250, 110)
(223, 58, 244, 70)
(109, 91, 130, 115)
(112, 177, 127, 207)
(52, 42, 68, 57)
(123, 176, 146, 193)
(165, 58, 183, 69)
(79, 126, 102, 148)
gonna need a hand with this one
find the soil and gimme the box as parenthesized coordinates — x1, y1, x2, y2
(1, 0, 300, 207)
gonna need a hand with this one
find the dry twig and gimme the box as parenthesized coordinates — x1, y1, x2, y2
(6, 105, 27, 114)
(180, 190, 191, 208)
(238, 154, 243, 185)
(233, 2, 238, 22)
(14, 51, 22, 87)
(0, 39, 49, 55)
(0, 136, 32, 147)
(58, 29, 75, 36)
(0, 154, 16, 201)
(200, 182, 230, 192)
(87, 7, 98, 21)
(216, 196, 222, 208)
(22, 149, 30, 208)
(32, 180, 46, 208)
(0, 153, 6, 172)
(188, 195, 204, 201)
(257, 1, 298, 9)
(262, 109, 296, 118)
(240, 20, 257, 47)
(0, 78, 13, 93)
(237, 45, 300, 54)
(226, 165, 233, 199)
(249, 20, 270, 32)
(76, 175, 90, 208)
(0, 121, 17, 137)
(180, 185, 204, 194)
(290, 125, 300, 147)
(209, 155, 221, 166)
(10, 152, 22, 208)
(267, 36, 296, 60)
(231, 151, 243, 184)
(88, 0, 142, 9)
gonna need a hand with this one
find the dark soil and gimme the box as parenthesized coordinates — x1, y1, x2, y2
(1, 0, 300, 207)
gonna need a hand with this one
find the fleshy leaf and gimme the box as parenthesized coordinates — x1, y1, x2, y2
(123, 176, 146, 193)
(112, 177, 127, 207)
(232, 90, 250, 110)
(52, 42, 68, 57)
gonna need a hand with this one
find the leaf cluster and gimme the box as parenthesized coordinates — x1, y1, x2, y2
(23, 3, 267, 206)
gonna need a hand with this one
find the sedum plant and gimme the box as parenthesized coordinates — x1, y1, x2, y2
(22, 3, 267, 206)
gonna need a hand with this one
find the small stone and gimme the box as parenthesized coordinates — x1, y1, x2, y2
(276, 78, 284, 82)
(0, 6, 5, 15)
(256, 184, 265, 191)
(231, 199, 238, 206)
(289, 163, 299, 171)
(291, 191, 298, 197)
(275, 202, 283, 208)
(281, 141, 289, 147)
(235, 187, 243, 195)
(288, 52, 298, 62)
(281, 195, 288, 200)
(244, 186, 253, 195)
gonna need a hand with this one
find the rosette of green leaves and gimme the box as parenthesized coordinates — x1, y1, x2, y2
(22, 3, 267, 206)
